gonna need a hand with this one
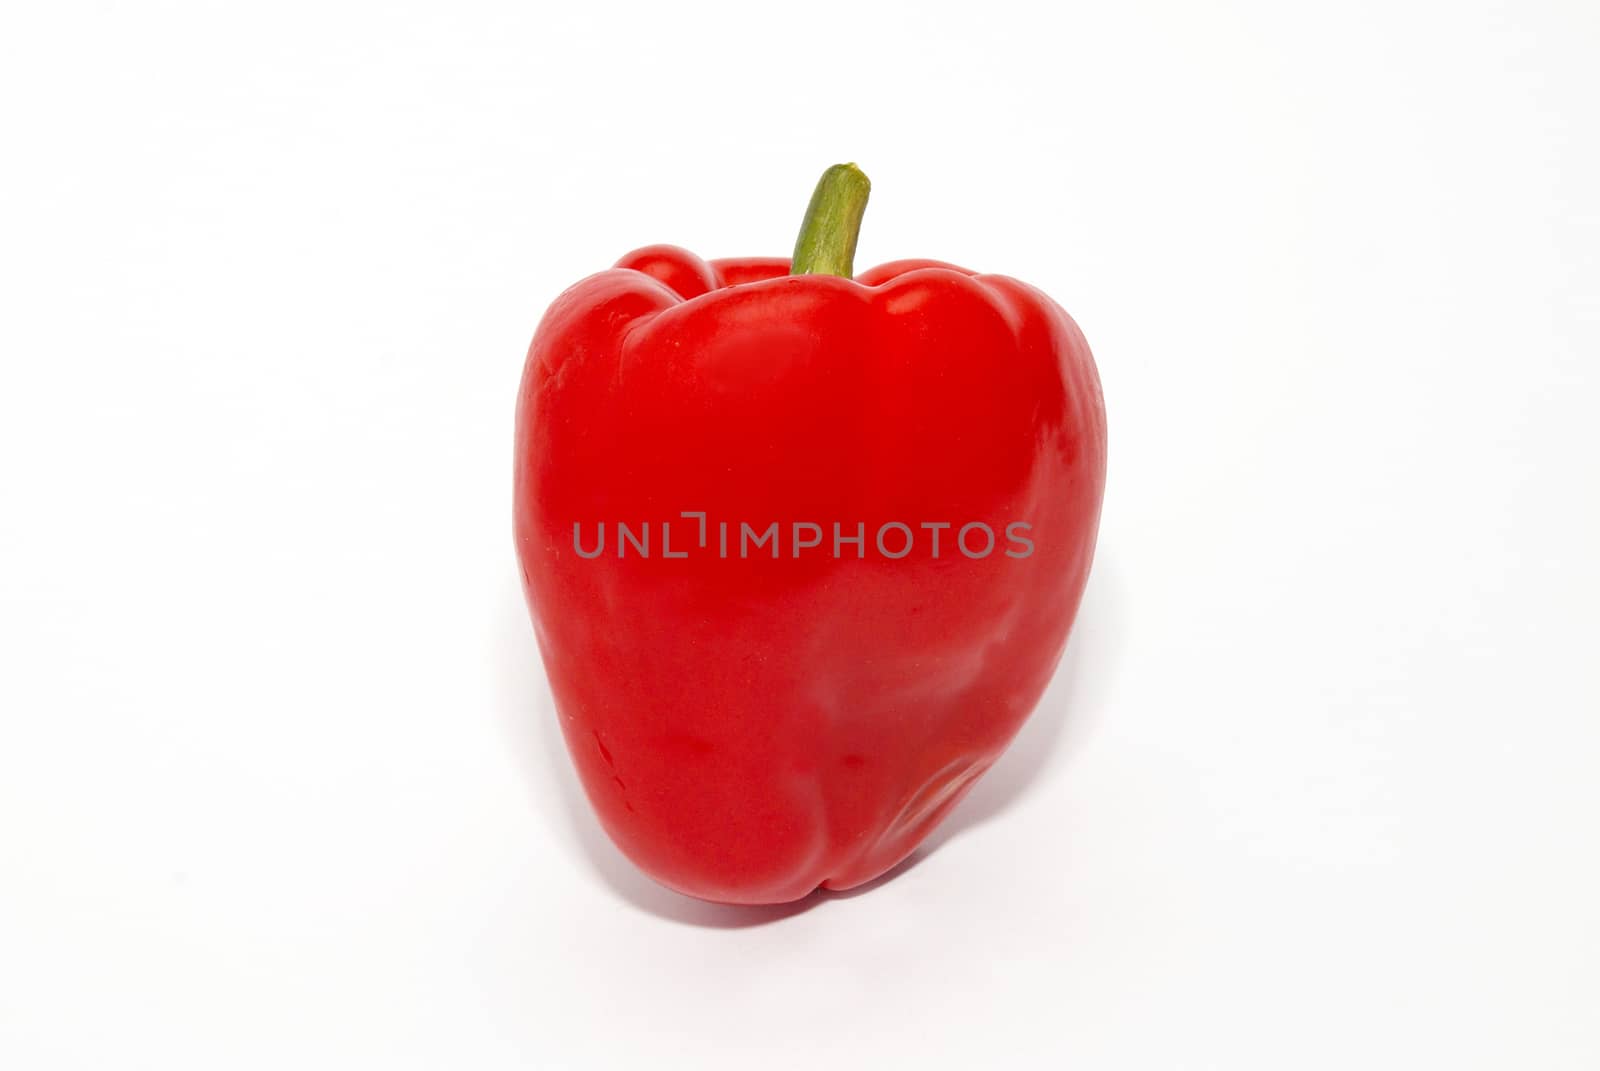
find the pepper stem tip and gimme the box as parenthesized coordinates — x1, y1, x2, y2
(790, 163, 871, 278)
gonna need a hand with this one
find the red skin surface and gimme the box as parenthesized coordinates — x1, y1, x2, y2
(514, 244, 1106, 904)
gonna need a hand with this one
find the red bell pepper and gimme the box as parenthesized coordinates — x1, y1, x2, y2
(514, 164, 1106, 904)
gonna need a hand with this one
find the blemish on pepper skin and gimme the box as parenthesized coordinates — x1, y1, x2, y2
(595, 732, 633, 807)
(841, 754, 867, 770)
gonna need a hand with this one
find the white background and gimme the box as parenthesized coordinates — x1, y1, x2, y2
(2, 1, 1597, 1067)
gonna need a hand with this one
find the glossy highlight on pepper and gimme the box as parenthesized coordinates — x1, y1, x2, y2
(514, 164, 1107, 904)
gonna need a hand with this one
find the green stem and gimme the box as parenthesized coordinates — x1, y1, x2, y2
(790, 163, 871, 278)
